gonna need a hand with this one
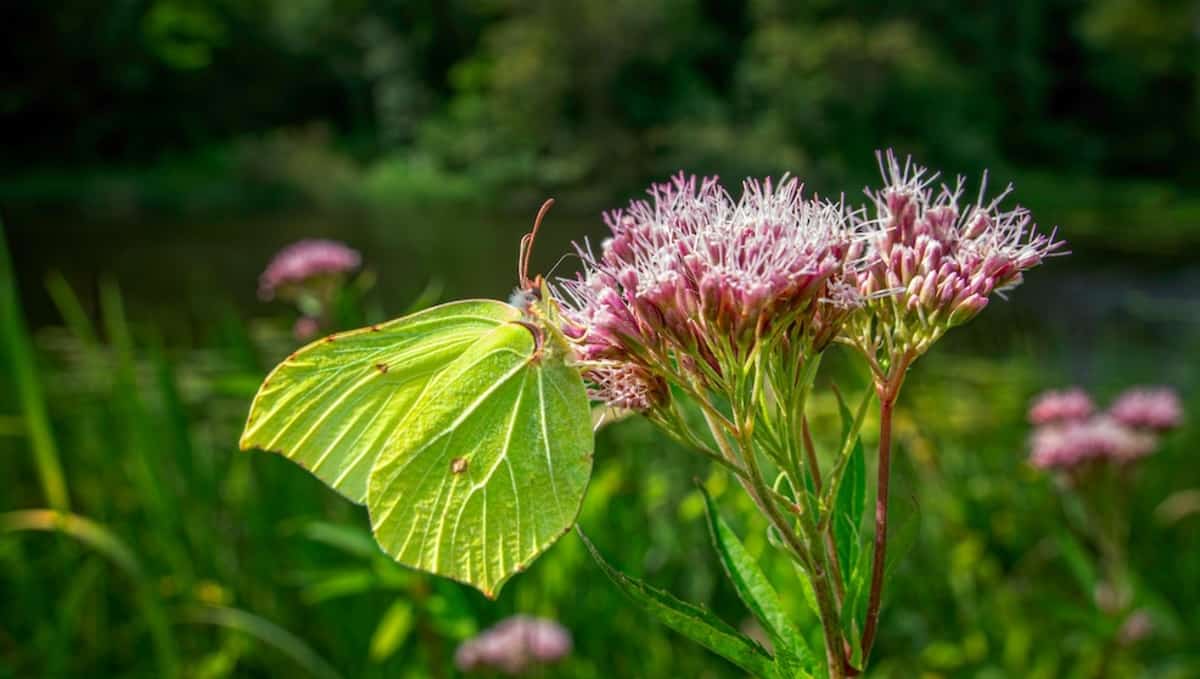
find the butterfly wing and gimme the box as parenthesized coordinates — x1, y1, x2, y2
(239, 300, 521, 503)
(368, 322, 593, 597)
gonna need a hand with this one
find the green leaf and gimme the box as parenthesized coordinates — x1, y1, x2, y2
(829, 387, 871, 664)
(368, 321, 593, 597)
(240, 300, 521, 503)
(369, 599, 415, 662)
(832, 387, 867, 592)
(700, 487, 815, 675)
(1053, 529, 1097, 597)
(579, 529, 778, 678)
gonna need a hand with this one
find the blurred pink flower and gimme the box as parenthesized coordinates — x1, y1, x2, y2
(1109, 387, 1183, 431)
(1028, 388, 1095, 425)
(1029, 416, 1156, 470)
(258, 239, 361, 300)
(1118, 609, 1154, 645)
(455, 616, 572, 675)
(293, 316, 320, 341)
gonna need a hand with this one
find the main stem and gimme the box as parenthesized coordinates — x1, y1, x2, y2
(859, 374, 901, 662)
(708, 412, 846, 678)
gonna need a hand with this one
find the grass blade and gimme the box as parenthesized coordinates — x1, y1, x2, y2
(184, 605, 344, 679)
(0, 509, 178, 676)
(0, 221, 70, 510)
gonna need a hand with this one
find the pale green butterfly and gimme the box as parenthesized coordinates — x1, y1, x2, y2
(240, 201, 593, 597)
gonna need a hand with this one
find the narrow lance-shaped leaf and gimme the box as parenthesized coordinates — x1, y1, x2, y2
(832, 386, 870, 661)
(700, 486, 816, 676)
(369, 322, 593, 597)
(578, 529, 779, 678)
(240, 300, 521, 503)
(832, 386, 868, 592)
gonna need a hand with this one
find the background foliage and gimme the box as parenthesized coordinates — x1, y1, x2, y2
(2, 1, 1198, 677)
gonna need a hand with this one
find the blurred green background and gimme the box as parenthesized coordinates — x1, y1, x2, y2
(1, 1, 1198, 677)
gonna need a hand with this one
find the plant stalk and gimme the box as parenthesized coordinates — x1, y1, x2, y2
(859, 358, 908, 663)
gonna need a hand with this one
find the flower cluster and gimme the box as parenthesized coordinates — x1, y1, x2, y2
(1028, 388, 1095, 425)
(258, 239, 361, 301)
(556, 173, 859, 408)
(1028, 386, 1182, 470)
(1109, 387, 1183, 431)
(454, 616, 572, 675)
(843, 152, 1064, 364)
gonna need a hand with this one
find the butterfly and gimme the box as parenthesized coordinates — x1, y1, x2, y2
(240, 200, 593, 597)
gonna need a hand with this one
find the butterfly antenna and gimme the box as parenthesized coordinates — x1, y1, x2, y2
(520, 198, 556, 289)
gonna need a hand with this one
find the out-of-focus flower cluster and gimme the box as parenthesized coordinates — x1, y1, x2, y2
(259, 239, 361, 300)
(454, 615, 572, 676)
(258, 239, 361, 340)
(556, 173, 860, 409)
(1028, 386, 1183, 470)
(842, 152, 1064, 365)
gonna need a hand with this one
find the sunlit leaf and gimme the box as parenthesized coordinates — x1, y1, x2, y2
(700, 487, 816, 676)
(240, 300, 521, 503)
(368, 321, 592, 597)
(579, 529, 779, 678)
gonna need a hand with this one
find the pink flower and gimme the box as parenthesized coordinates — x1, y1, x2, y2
(1109, 387, 1183, 431)
(454, 616, 572, 675)
(1028, 388, 1095, 425)
(1029, 416, 1156, 470)
(845, 151, 1064, 360)
(556, 173, 859, 401)
(258, 239, 361, 300)
(293, 316, 321, 341)
(585, 362, 669, 412)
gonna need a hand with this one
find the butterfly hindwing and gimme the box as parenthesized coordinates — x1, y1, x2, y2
(367, 321, 593, 597)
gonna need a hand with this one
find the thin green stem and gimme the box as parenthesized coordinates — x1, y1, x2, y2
(818, 387, 875, 532)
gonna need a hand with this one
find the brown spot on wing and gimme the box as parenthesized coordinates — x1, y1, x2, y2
(451, 457, 468, 474)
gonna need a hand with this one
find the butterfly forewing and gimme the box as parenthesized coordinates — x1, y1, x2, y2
(367, 321, 593, 597)
(239, 300, 522, 503)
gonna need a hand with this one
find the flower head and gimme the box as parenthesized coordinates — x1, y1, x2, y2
(454, 616, 572, 675)
(1109, 387, 1183, 431)
(259, 239, 361, 300)
(843, 151, 1064, 365)
(556, 173, 859, 407)
(1028, 388, 1095, 425)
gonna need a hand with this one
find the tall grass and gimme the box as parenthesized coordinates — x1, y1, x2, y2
(0, 222, 69, 511)
(0, 236, 1197, 677)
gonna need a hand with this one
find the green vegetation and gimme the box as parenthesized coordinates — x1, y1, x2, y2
(2, 1, 1198, 676)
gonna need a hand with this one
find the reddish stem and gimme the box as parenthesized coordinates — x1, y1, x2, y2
(859, 356, 908, 665)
